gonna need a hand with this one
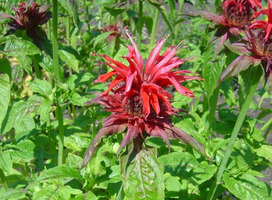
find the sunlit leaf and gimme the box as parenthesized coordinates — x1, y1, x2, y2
(0, 74, 10, 133)
(123, 149, 165, 200)
(223, 173, 272, 200)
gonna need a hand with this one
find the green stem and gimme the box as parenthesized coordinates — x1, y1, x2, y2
(52, 0, 64, 166)
(172, 0, 184, 46)
(52, 0, 62, 82)
(261, 117, 272, 133)
(150, 9, 159, 48)
(32, 55, 41, 79)
(0, 168, 8, 190)
(264, 123, 272, 139)
(47, 0, 52, 40)
(56, 102, 64, 166)
(206, 66, 262, 200)
(137, 0, 143, 50)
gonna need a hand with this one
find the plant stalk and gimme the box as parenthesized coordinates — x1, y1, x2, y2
(172, 0, 184, 46)
(150, 9, 159, 47)
(137, 0, 143, 50)
(52, 0, 64, 166)
(206, 66, 262, 200)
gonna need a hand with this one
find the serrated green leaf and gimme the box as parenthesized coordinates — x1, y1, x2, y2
(10, 139, 36, 162)
(73, 192, 97, 200)
(1, 188, 26, 200)
(40, 99, 51, 125)
(59, 47, 79, 73)
(3, 37, 41, 56)
(123, 149, 164, 200)
(33, 185, 81, 200)
(36, 165, 82, 182)
(255, 145, 272, 162)
(15, 114, 35, 133)
(0, 74, 10, 132)
(223, 173, 272, 200)
(3, 100, 28, 133)
(17, 55, 32, 74)
(69, 92, 87, 106)
(0, 152, 12, 173)
(93, 32, 114, 48)
(159, 152, 216, 191)
(29, 79, 52, 100)
(203, 60, 222, 99)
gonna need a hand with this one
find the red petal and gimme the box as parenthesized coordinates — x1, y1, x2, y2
(95, 71, 116, 83)
(102, 75, 123, 95)
(125, 71, 137, 93)
(145, 38, 166, 76)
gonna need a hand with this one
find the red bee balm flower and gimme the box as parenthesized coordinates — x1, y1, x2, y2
(0, 2, 51, 40)
(202, 0, 261, 34)
(81, 31, 210, 168)
(200, 0, 261, 53)
(219, 0, 272, 82)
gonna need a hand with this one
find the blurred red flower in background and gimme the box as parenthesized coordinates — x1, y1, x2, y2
(0, 2, 51, 40)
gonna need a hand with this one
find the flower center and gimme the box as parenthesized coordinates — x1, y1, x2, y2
(125, 95, 143, 117)
(225, 3, 252, 27)
(251, 29, 272, 57)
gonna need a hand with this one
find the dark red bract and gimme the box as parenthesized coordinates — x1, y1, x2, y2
(81, 31, 210, 168)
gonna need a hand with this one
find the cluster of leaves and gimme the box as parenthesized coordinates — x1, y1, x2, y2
(0, 0, 271, 200)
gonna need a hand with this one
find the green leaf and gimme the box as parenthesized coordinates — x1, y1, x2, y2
(1, 188, 26, 200)
(0, 74, 10, 132)
(29, 79, 53, 100)
(92, 32, 114, 48)
(223, 173, 272, 200)
(203, 59, 222, 99)
(0, 58, 11, 78)
(40, 99, 51, 125)
(159, 152, 216, 191)
(17, 55, 32, 74)
(15, 114, 35, 133)
(3, 100, 28, 133)
(33, 185, 81, 200)
(10, 139, 36, 162)
(255, 145, 272, 162)
(123, 149, 164, 200)
(0, 152, 12, 173)
(72, 192, 97, 200)
(69, 92, 87, 106)
(59, 47, 79, 73)
(58, 0, 80, 27)
(2, 37, 41, 57)
(36, 165, 82, 182)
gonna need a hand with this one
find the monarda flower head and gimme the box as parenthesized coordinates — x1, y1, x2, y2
(200, 0, 261, 53)
(0, 1, 51, 40)
(219, 0, 272, 82)
(81, 31, 210, 168)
